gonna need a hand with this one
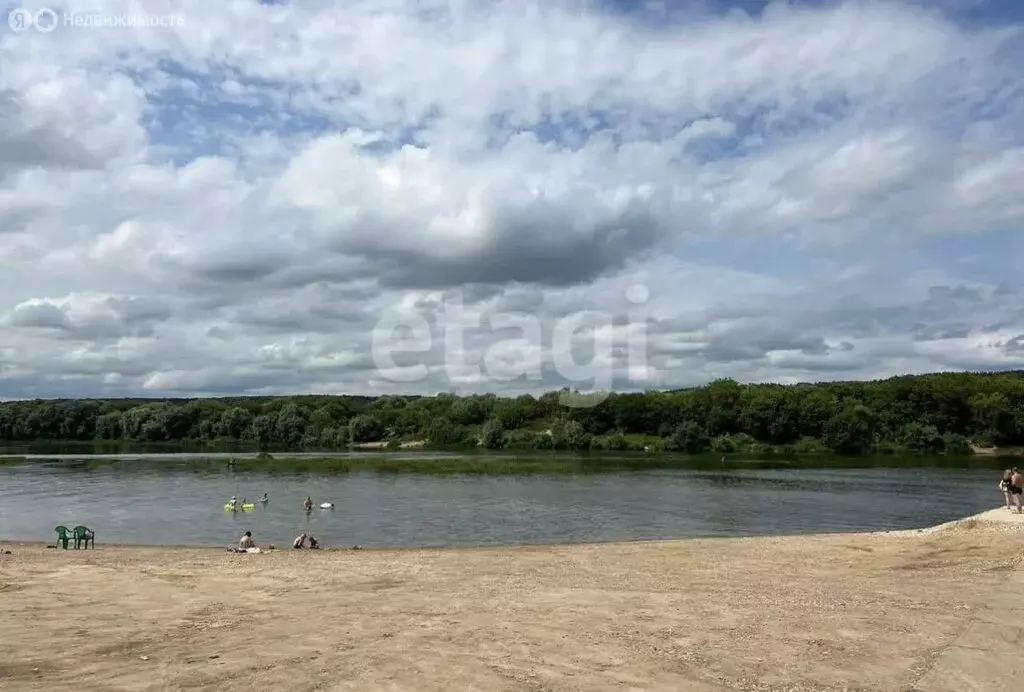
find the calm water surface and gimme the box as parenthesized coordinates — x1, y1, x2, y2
(0, 455, 1004, 548)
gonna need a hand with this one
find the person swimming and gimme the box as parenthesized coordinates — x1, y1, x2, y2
(227, 496, 238, 511)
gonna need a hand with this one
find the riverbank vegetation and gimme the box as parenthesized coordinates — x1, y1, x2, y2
(75, 453, 717, 475)
(1, 371, 1022, 457)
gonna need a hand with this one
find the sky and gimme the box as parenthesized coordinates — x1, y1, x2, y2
(0, 0, 1022, 400)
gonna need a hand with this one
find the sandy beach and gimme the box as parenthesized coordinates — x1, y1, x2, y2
(1, 510, 1022, 692)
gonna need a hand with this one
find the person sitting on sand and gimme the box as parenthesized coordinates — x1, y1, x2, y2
(1009, 467, 1023, 514)
(238, 531, 255, 551)
(303, 496, 313, 511)
(1001, 469, 1013, 509)
(293, 533, 307, 549)
(308, 535, 319, 549)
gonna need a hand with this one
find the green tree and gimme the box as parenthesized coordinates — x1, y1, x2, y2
(426, 417, 465, 446)
(666, 421, 711, 453)
(942, 433, 971, 456)
(969, 392, 1014, 443)
(551, 420, 590, 450)
(822, 405, 876, 455)
(218, 407, 253, 439)
(250, 414, 277, 446)
(348, 414, 385, 443)
(900, 422, 944, 454)
(95, 411, 123, 440)
(479, 418, 504, 449)
(449, 397, 491, 425)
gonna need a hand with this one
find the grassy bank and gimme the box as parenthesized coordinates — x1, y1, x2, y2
(9, 431, 1021, 460)
(7, 449, 1018, 476)
(67, 453, 695, 475)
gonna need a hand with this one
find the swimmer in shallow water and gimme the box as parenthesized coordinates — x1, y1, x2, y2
(259, 493, 269, 503)
(303, 496, 313, 511)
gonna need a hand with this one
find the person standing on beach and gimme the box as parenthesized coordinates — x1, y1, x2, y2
(1009, 468, 1023, 514)
(1001, 470, 1013, 509)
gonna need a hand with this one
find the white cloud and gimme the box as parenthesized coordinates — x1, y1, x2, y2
(0, 0, 1022, 399)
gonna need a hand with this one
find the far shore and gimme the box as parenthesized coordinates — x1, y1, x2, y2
(1, 508, 1021, 691)
(349, 440, 427, 449)
(2, 444, 1023, 478)
(4, 439, 1024, 458)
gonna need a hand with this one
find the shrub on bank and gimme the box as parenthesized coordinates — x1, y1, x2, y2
(792, 436, 830, 454)
(942, 433, 972, 456)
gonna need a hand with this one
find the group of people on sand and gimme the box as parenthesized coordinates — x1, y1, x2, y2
(232, 530, 320, 552)
(999, 467, 1023, 514)
(292, 533, 319, 549)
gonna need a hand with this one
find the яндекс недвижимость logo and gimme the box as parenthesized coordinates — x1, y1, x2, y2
(8, 7, 186, 32)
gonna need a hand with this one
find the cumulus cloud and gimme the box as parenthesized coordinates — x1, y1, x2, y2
(0, 0, 1022, 399)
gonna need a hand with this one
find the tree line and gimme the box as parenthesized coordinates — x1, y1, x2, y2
(1, 371, 1023, 455)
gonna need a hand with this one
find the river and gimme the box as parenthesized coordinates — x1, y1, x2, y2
(0, 452, 1006, 548)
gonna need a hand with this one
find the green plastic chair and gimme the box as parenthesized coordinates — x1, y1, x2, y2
(73, 525, 95, 550)
(54, 525, 70, 550)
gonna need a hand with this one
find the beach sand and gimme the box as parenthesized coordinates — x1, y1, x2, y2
(1, 510, 1022, 691)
